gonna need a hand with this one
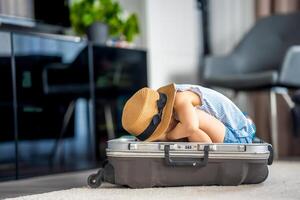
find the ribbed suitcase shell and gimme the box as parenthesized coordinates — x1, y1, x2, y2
(96, 137, 272, 188)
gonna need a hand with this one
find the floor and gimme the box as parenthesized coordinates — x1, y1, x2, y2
(0, 169, 95, 199)
(1, 161, 300, 200)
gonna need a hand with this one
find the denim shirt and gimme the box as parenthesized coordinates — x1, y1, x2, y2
(175, 84, 256, 139)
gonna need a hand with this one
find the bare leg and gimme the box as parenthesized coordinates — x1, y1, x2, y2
(166, 121, 212, 143)
(187, 129, 212, 143)
(196, 109, 226, 143)
(165, 110, 225, 143)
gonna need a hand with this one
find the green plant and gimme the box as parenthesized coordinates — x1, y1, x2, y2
(70, 0, 140, 42)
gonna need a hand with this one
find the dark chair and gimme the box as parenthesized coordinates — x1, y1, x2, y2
(202, 12, 300, 158)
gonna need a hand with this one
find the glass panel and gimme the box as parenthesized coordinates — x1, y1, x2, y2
(12, 33, 94, 178)
(0, 31, 15, 181)
(92, 44, 147, 160)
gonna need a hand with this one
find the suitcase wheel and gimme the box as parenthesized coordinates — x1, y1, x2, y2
(87, 169, 103, 188)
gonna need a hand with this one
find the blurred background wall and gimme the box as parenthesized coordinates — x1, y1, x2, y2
(0, 0, 34, 18)
(209, 0, 255, 55)
(145, 0, 201, 88)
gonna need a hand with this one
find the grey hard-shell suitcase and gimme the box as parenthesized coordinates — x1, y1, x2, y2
(88, 136, 273, 188)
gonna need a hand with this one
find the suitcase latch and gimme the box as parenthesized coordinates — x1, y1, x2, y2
(128, 143, 138, 150)
(237, 145, 246, 152)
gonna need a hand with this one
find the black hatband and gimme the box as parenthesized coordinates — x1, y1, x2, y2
(136, 93, 167, 141)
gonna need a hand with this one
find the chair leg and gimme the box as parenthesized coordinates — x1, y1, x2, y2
(270, 89, 279, 159)
(50, 100, 76, 168)
(88, 98, 97, 162)
(269, 87, 295, 159)
(104, 103, 115, 140)
(281, 92, 295, 109)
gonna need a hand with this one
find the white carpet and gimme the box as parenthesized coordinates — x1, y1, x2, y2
(6, 161, 300, 200)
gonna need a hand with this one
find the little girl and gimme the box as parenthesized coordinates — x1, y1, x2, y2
(122, 83, 256, 143)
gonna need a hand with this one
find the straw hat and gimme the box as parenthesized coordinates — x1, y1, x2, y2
(122, 83, 176, 141)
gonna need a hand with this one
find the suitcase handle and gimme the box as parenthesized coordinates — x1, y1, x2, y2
(164, 145, 209, 167)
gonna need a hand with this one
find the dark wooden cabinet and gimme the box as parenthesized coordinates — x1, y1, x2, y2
(0, 31, 147, 181)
